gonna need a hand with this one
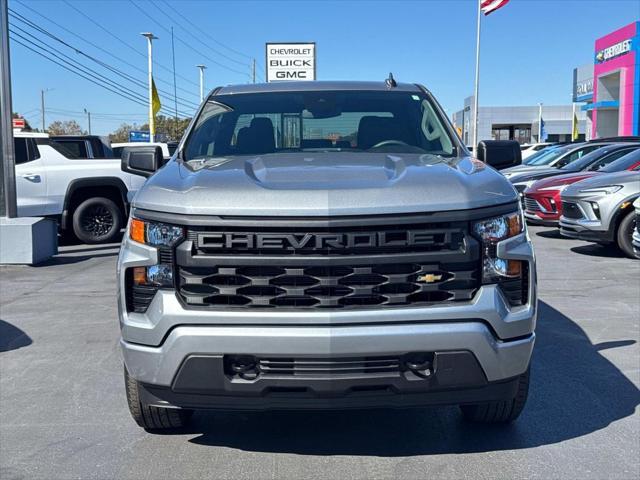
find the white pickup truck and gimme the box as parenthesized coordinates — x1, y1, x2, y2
(14, 131, 146, 243)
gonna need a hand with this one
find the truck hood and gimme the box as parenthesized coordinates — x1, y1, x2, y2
(132, 152, 518, 216)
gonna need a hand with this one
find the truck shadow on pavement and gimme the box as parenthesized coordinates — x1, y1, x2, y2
(0, 320, 32, 352)
(177, 301, 639, 455)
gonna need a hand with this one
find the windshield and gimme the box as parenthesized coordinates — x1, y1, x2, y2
(600, 149, 640, 172)
(559, 147, 612, 172)
(523, 146, 560, 165)
(526, 146, 573, 166)
(183, 90, 456, 161)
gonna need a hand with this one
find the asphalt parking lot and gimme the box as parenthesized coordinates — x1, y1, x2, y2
(1, 225, 638, 480)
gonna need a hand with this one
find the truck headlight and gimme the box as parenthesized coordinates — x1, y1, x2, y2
(130, 218, 184, 246)
(126, 218, 183, 313)
(473, 211, 524, 282)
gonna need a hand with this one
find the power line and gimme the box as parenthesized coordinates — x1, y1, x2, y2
(150, 0, 247, 67)
(160, 0, 255, 62)
(60, 0, 201, 89)
(13, 0, 201, 101)
(9, 9, 199, 111)
(9, 31, 191, 118)
(128, 0, 251, 79)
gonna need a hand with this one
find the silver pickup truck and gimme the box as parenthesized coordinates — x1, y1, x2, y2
(117, 80, 537, 429)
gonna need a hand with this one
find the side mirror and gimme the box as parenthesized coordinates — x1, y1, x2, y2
(121, 146, 163, 177)
(476, 140, 522, 170)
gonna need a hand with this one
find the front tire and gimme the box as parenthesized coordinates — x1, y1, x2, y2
(124, 367, 193, 430)
(460, 368, 530, 423)
(616, 211, 637, 259)
(72, 197, 122, 244)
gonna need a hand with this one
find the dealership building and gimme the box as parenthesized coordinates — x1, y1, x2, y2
(574, 21, 640, 139)
(454, 21, 639, 144)
(452, 99, 586, 145)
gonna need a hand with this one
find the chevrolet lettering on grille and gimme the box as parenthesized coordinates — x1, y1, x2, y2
(197, 231, 441, 250)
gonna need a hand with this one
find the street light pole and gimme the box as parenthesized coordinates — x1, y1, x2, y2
(196, 64, 207, 103)
(141, 32, 157, 143)
(1, 0, 17, 218)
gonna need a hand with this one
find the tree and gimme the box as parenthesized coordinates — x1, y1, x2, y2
(47, 120, 86, 136)
(108, 116, 192, 144)
(109, 123, 139, 143)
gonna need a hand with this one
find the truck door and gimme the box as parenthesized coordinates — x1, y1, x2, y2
(15, 137, 49, 217)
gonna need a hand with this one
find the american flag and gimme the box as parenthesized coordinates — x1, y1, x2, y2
(481, 0, 510, 16)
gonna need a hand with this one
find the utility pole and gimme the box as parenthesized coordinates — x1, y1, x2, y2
(141, 32, 158, 143)
(84, 108, 91, 135)
(252, 59, 256, 83)
(196, 64, 206, 103)
(40, 88, 52, 132)
(1, 0, 17, 218)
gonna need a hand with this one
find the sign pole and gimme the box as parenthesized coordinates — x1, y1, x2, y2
(0, 0, 17, 218)
(471, 0, 482, 153)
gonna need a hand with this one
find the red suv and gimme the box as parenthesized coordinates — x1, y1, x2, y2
(524, 149, 640, 226)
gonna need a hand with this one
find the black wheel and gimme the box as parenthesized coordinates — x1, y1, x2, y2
(124, 367, 193, 430)
(72, 197, 122, 244)
(460, 368, 530, 423)
(616, 211, 637, 259)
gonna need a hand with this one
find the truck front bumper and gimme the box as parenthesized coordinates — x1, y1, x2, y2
(117, 230, 536, 410)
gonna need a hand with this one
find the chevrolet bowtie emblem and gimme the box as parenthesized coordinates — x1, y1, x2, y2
(417, 273, 443, 284)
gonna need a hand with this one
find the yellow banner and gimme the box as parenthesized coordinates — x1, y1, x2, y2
(151, 78, 161, 127)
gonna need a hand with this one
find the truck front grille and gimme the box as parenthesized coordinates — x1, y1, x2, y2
(172, 214, 482, 310)
(178, 261, 478, 309)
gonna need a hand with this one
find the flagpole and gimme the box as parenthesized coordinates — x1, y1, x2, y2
(572, 102, 577, 141)
(141, 32, 157, 143)
(538, 103, 543, 142)
(472, 0, 482, 153)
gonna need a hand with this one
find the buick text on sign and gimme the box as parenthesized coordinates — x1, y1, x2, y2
(266, 43, 316, 82)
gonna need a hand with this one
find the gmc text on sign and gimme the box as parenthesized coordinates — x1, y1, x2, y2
(266, 42, 316, 82)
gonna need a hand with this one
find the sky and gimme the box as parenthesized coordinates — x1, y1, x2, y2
(8, 0, 640, 135)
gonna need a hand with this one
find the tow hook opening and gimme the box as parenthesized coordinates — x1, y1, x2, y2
(225, 355, 259, 380)
(402, 352, 435, 378)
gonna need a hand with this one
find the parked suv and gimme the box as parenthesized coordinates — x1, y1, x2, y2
(117, 81, 537, 429)
(560, 170, 640, 258)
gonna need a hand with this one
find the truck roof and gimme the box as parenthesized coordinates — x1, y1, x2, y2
(13, 130, 48, 138)
(214, 80, 423, 96)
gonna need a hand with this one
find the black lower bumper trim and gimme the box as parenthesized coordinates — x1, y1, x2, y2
(139, 377, 520, 411)
(137, 351, 522, 411)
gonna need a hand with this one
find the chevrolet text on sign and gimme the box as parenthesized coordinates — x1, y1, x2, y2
(266, 43, 316, 82)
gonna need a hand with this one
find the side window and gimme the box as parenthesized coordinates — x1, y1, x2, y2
(589, 149, 636, 171)
(53, 140, 87, 158)
(14, 138, 29, 164)
(27, 138, 41, 161)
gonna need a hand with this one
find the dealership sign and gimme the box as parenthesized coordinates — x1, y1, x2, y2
(596, 39, 632, 63)
(266, 43, 316, 82)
